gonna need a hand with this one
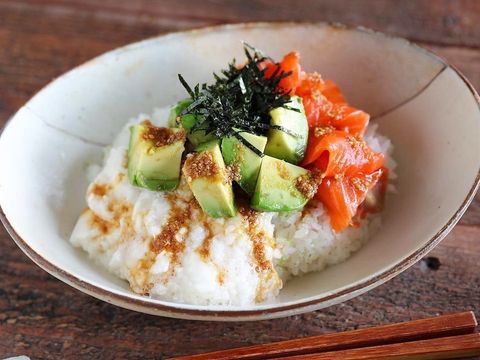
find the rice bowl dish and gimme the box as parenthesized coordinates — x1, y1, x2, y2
(70, 45, 396, 306)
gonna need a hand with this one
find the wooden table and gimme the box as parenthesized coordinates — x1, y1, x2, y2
(1, 1, 479, 359)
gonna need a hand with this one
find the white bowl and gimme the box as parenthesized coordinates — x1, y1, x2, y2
(1, 23, 479, 321)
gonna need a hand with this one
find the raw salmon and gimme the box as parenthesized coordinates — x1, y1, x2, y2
(316, 168, 385, 232)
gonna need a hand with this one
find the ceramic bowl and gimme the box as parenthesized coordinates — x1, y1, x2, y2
(1, 23, 479, 321)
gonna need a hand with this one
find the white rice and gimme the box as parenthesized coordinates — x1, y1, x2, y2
(70, 107, 395, 306)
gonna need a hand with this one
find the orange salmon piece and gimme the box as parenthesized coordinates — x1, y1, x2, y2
(316, 168, 385, 232)
(301, 130, 384, 177)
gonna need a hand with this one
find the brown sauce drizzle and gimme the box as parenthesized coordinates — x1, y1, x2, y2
(88, 201, 132, 237)
(238, 203, 270, 272)
(86, 184, 197, 294)
(275, 161, 290, 180)
(90, 183, 112, 197)
(89, 211, 113, 235)
(298, 170, 324, 220)
(251, 231, 269, 272)
(132, 192, 200, 293)
(87, 199, 142, 291)
(226, 164, 241, 184)
(183, 152, 219, 180)
(116, 173, 125, 183)
(296, 173, 318, 199)
(217, 271, 225, 285)
(132, 255, 156, 295)
(150, 197, 194, 267)
(238, 201, 275, 302)
(197, 217, 215, 261)
(192, 200, 228, 285)
(128, 195, 193, 295)
(141, 120, 186, 147)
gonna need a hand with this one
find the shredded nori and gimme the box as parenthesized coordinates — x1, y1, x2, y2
(178, 43, 298, 156)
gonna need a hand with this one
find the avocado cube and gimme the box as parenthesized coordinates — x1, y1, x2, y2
(251, 155, 315, 212)
(168, 98, 215, 147)
(183, 140, 236, 218)
(187, 128, 215, 148)
(168, 98, 194, 127)
(128, 121, 186, 191)
(264, 96, 308, 164)
(221, 131, 267, 196)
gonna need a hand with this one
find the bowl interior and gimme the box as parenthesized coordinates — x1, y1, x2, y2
(1, 23, 479, 319)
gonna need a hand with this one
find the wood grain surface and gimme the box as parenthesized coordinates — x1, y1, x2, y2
(172, 312, 479, 359)
(0, 1, 479, 359)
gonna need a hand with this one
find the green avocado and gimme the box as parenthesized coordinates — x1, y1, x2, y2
(168, 98, 193, 127)
(128, 122, 186, 191)
(251, 155, 313, 212)
(221, 131, 267, 196)
(187, 128, 215, 148)
(183, 140, 236, 218)
(168, 99, 214, 147)
(264, 96, 308, 164)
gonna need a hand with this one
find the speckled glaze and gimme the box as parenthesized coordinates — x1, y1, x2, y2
(0, 22, 479, 321)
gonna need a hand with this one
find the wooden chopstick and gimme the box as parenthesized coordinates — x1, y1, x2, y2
(171, 312, 477, 360)
(279, 333, 480, 360)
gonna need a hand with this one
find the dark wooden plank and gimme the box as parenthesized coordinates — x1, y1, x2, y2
(3, 0, 480, 48)
(0, 1, 479, 359)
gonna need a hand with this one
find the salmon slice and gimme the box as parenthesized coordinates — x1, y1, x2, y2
(264, 51, 301, 94)
(316, 168, 385, 232)
(296, 73, 369, 137)
(302, 96, 370, 137)
(321, 79, 347, 104)
(295, 72, 325, 97)
(301, 130, 384, 177)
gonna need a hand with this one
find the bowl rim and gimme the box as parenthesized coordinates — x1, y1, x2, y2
(1, 21, 479, 321)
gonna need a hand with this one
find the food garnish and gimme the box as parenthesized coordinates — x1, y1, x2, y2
(176, 44, 298, 156)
